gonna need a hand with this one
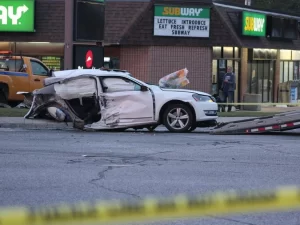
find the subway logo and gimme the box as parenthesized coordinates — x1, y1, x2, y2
(162, 7, 203, 17)
(154, 6, 210, 18)
(242, 12, 266, 36)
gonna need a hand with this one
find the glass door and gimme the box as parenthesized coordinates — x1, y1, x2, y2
(211, 59, 240, 102)
(247, 60, 275, 102)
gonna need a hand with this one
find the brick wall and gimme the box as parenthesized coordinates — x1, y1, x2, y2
(104, 46, 121, 58)
(120, 46, 150, 79)
(120, 46, 212, 93)
(0, 0, 65, 42)
(149, 46, 212, 93)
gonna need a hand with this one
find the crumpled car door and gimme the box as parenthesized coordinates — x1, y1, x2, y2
(56, 76, 101, 122)
(85, 76, 155, 130)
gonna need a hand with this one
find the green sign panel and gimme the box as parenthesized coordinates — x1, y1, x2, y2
(154, 6, 210, 18)
(0, 0, 35, 32)
(242, 11, 266, 36)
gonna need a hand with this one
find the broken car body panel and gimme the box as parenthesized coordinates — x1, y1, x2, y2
(24, 69, 218, 131)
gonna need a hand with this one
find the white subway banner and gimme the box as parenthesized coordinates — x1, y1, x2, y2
(154, 16, 210, 37)
(153, 6, 210, 38)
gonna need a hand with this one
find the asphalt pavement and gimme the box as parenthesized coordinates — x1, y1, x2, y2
(0, 117, 254, 130)
(1, 128, 300, 225)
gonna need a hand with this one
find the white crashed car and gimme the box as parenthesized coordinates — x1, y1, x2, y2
(24, 69, 218, 132)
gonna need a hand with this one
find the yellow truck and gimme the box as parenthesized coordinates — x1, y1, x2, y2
(0, 51, 52, 104)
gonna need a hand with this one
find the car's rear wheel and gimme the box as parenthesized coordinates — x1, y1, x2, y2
(163, 104, 193, 133)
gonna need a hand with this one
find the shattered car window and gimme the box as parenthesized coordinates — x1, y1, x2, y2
(102, 77, 141, 92)
(54, 77, 98, 100)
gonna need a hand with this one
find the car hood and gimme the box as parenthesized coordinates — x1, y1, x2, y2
(149, 85, 211, 96)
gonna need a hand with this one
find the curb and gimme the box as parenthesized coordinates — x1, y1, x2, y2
(0, 117, 256, 132)
(0, 119, 74, 130)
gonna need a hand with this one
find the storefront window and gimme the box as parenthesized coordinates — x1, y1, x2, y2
(212, 60, 217, 83)
(257, 61, 263, 96)
(211, 60, 218, 95)
(247, 60, 275, 102)
(280, 61, 300, 83)
(289, 62, 294, 80)
(292, 51, 300, 60)
(280, 50, 292, 60)
(41, 56, 62, 71)
(269, 64, 274, 103)
(212, 46, 240, 101)
(213, 46, 238, 59)
(294, 62, 300, 80)
(223, 47, 233, 59)
(234, 47, 239, 58)
(263, 61, 272, 102)
(247, 63, 252, 93)
(227, 60, 233, 68)
(213, 47, 221, 58)
(284, 61, 289, 82)
(250, 62, 257, 94)
(280, 61, 284, 83)
(234, 60, 239, 103)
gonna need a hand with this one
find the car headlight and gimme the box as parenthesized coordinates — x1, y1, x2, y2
(192, 93, 214, 102)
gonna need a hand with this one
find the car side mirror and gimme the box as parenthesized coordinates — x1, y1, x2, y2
(141, 85, 148, 92)
(47, 69, 53, 77)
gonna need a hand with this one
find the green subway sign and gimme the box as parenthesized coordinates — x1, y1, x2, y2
(0, 0, 35, 32)
(242, 11, 266, 36)
(154, 6, 210, 18)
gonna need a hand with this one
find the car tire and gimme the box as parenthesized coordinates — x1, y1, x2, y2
(163, 104, 193, 133)
(0, 85, 8, 104)
(189, 123, 197, 132)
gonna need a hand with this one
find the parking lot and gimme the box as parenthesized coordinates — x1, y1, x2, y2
(1, 128, 300, 225)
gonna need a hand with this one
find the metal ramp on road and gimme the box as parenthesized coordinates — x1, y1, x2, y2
(210, 110, 300, 135)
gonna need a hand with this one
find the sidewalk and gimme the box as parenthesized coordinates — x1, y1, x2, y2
(0, 117, 255, 131)
(261, 106, 300, 112)
(0, 117, 74, 130)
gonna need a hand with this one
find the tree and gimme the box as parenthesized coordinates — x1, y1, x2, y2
(219, 0, 300, 14)
(253, 0, 300, 14)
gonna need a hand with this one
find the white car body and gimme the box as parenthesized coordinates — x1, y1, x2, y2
(26, 69, 218, 132)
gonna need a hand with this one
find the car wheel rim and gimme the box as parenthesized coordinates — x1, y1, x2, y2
(167, 108, 189, 130)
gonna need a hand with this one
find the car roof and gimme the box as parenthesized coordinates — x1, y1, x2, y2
(53, 69, 132, 79)
(45, 68, 147, 87)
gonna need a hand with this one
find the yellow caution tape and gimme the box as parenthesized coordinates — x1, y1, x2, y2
(1, 185, 300, 225)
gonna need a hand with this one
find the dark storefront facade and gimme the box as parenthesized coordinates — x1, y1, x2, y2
(0, 0, 105, 71)
(0, 0, 65, 70)
(214, 2, 300, 103)
(103, 0, 300, 103)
